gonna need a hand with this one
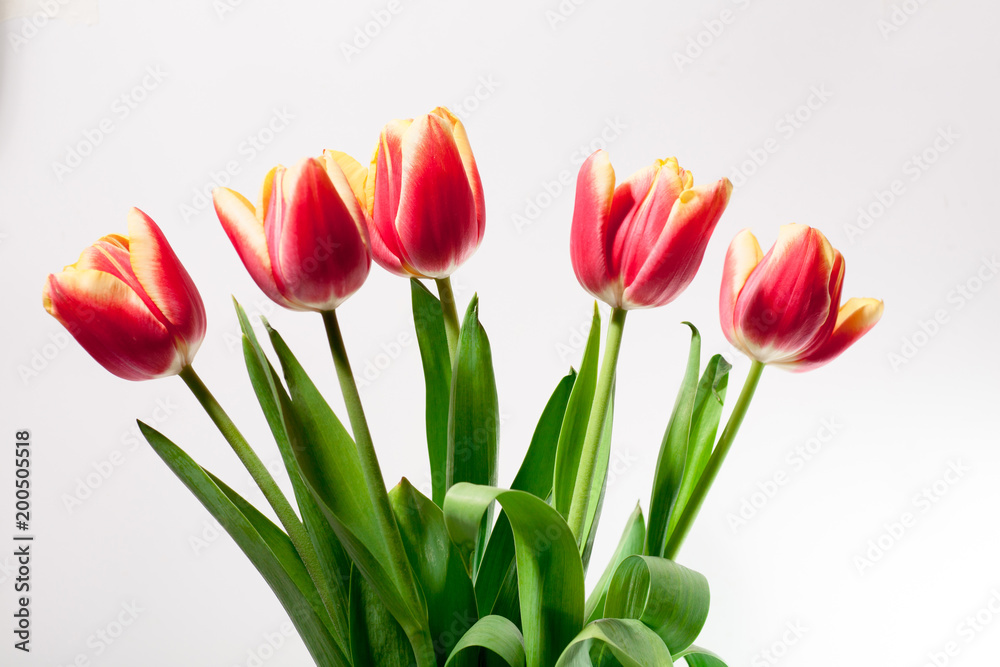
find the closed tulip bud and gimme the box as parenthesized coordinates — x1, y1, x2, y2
(213, 155, 372, 312)
(570, 150, 732, 310)
(42, 208, 206, 381)
(365, 106, 485, 278)
(720, 223, 884, 371)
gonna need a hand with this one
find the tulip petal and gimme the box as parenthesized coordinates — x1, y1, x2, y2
(779, 298, 884, 372)
(369, 119, 412, 271)
(43, 270, 181, 381)
(613, 161, 686, 286)
(322, 150, 368, 211)
(431, 107, 486, 241)
(570, 150, 619, 306)
(126, 208, 207, 353)
(623, 178, 732, 309)
(213, 187, 298, 310)
(393, 113, 477, 278)
(719, 228, 764, 350)
(733, 224, 839, 362)
(267, 158, 371, 310)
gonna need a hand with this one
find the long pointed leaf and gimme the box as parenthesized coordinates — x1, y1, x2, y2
(665, 354, 730, 541)
(553, 304, 601, 518)
(389, 479, 479, 665)
(674, 646, 729, 667)
(646, 324, 701, 558)
(604, 555, 710, 653)
(139, 422, 349, 667)
(447, 295, 499, 576)
(444, 616, 526, 667)
(444, 483, 585, 667)
(585, 504, 645, 623)
(555, 619, 673, 667)
(349, 564, 415, 667)
(411, 279, 453, 508)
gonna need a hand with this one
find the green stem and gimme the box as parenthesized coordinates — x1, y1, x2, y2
(321, 310, 433, 665)
(178, 365, 341, 635)
(567, 307, 628, 542)
(435, 276, 461, 360)
(664, 360, 765, 560)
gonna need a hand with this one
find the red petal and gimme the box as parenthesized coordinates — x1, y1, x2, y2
(623, 177, 731, 309)
(719, 228, 764, 351)
(779, 298, 884, 372)
(393, 113, 478, 277)
(213, 186, 298, 310)
(126, 208, 207, 355)
(43, 270, 181, 381)
(266, 158, 371, 310)
(569, 150, 619, 306)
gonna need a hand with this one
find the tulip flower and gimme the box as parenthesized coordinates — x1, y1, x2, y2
(365, 106, 485, 279)
(42, 208, 206, 381)
(720, 223, 884, 371)
(213, 155, 371, 312)
(570, 150, 733, 310)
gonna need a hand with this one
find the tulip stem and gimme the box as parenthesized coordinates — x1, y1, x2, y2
(434, 277, 461, 359)
(177, 365, 345, 645)
(321, 310, 434, 664)
(664, 360, 765, 560)
(567, 307, 628, 544)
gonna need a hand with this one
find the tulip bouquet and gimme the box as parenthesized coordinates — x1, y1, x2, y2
(43, 107, 882, 667)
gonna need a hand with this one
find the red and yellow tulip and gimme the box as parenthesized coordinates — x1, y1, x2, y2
(213, 156, 371, 311)
(570, 150, 732, 310)
(42, 208, 206, 381)
(365, 106, 485, 279)
(720, 223, 883, 371)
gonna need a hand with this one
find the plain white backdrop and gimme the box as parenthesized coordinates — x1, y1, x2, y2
(2, 0, 999, 664)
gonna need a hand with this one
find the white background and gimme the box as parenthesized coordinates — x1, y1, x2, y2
(2, 0, 999, 665)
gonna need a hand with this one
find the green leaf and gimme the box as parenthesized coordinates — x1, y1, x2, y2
(553, 304, 601, 519)
(444, 616, 527, 667)
(447, 295, 500, 576)
(555, 619, 673, 667)
(646, 324, 701, 558)
(585, 503, 645, 623)
(673, 646, 728, 667)
(389, 478, 479, 664)
(476, 370, 577, 622)
(579, 383, 615, 573)
(138, 422, 349, 667)
(444, 483, 585, 667)
(411, 279, 453, 508)
(349, 564, 415, 667)
(236, 300, 352, 646)
(264, 323, 427, 645)
(665, 354, 731, 542)
(604, 555, 710, 653)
